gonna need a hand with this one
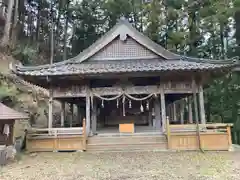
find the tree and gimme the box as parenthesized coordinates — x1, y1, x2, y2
(1, 0, 14, 47)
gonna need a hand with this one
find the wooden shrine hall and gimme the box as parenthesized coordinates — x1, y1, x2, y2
(11, 18, 239, 152)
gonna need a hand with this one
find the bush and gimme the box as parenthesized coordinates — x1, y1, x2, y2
(11, 43, 38, 65)
(0, 83, 18, 104)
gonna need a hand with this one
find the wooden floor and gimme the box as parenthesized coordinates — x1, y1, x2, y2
(25, 123, 233, 152)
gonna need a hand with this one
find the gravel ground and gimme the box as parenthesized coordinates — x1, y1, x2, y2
(0, 151, 240, 180)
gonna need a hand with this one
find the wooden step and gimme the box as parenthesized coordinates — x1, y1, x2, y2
(95, 132, 163, 137)
(87, 142, 167, 152)
(88, 135, 166, 145)
(87, 135, 167, 152)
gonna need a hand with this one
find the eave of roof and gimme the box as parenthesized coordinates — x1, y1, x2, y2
(12, 58, 236, 77)
(0, 103, 29, 120)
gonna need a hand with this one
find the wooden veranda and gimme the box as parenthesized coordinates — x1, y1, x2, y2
(25, 118, 233, 152)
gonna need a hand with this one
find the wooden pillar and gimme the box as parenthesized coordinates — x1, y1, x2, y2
(188, 96, 193, 123)
(192, 79, 199, 124)
(198, 85, 206, 124)
(77, 104, 82, 126)
(60, 101, 65, 127)
(48, 89, 53, 128)
(154, 98, 161, 129)
(180, 100, 184, 124)
(173, 102, 177, 122)
(148, 111, 152, 127)
(168, 104, 172, 122)
(86, 90, 91, 136)
(70, 103, 73, 127)
(160, 88, 166, 132)
(91, 98, 97, 134)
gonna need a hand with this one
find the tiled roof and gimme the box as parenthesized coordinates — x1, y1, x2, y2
(0, 103, 28, 120)
(14, 59, 234, 76)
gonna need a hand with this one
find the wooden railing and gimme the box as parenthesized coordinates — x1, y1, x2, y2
(168, 123, 233, 133)
(27, 127, 84, 137)
(27, 119, 86, 137)
(82, 118, 87, 150)
(165, 122, 233, 151)
(26, 118, 87, 151)
(165, 116, 171, 149)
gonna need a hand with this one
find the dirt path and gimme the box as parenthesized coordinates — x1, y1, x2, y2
(0, 151, 240, 180)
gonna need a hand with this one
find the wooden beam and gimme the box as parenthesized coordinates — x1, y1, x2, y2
(198, 85, 206, 124)
(53, 83, 196, 98)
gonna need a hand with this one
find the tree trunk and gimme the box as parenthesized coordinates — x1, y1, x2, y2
(235, 9, 240, 57)
(220, 23, 225, 59)
(50, 0, 54, 64)
(17, 0, 25, 41)
(10, 0, 19, 48)
(36, 0, 42, 41)
(1, 0, 14, 47)
(188, 10, 197, 56)
(55, 3, 61, 55)
(63, 0, 70, 60)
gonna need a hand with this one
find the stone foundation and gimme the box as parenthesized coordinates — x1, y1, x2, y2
(0, 145, 16, 166)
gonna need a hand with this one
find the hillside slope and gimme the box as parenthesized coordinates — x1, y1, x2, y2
(0, 53, 61, 138)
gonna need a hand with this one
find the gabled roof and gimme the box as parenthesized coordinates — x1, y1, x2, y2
(69, 18, 179, 62)
(0, 103, 28, 120)
(11, 18, 238, 77)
